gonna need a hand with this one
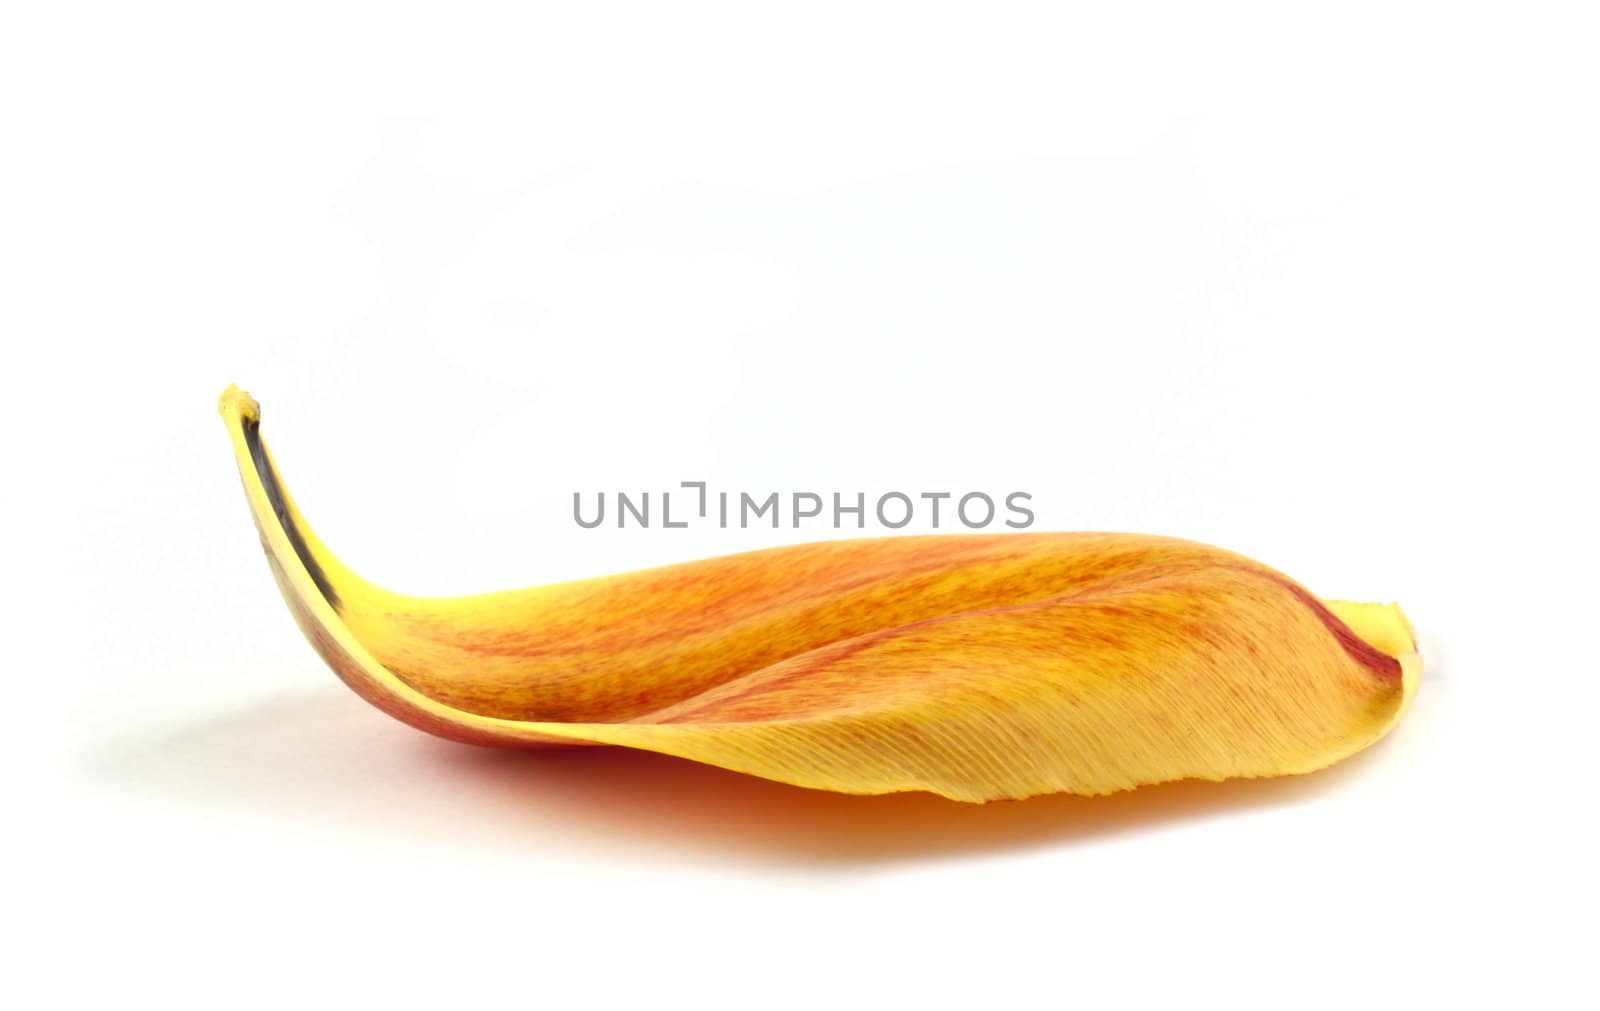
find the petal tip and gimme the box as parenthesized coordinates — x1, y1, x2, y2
(218, 384, 260, 425)
(1324, 599, 1417, 659)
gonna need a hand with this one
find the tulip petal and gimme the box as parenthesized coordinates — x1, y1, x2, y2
(219, 386, 1419, 802)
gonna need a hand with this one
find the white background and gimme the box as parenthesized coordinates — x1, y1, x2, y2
(5, 2, 1597, 1007)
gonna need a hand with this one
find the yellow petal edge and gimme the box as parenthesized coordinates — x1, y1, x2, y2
(219, 385, 1420, 803)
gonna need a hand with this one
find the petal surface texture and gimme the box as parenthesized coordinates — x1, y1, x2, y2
(219, 386, 1419, 802)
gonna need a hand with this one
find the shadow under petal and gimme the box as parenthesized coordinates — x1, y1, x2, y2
(88, 688, 1394, 869)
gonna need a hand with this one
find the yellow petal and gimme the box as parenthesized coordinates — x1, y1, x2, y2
(219, 385, 1419, 803)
